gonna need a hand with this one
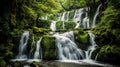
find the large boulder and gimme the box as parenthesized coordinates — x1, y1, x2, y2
(74, 30, 90, 50)
(41, 36, 58, 60)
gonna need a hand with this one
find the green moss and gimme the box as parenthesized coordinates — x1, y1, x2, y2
(98, 45, 120, 65)
(65, 21, 76, 29)
(30, 61, 39, 67)
(56, 21, 63, 29)
(13, 61, 22, 67)
(41, 36, 57, 60)
(33, 27, 49, 35)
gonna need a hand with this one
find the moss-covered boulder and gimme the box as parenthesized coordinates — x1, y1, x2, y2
(97, 45, 120, 65)
(13, 61, 22, 67)
(74, 30, 89, 50)
(41, 36, 57, 60)
(65, 21, 76, 29)
(56, 21, 64, 29)
(30, 61, 39, 67)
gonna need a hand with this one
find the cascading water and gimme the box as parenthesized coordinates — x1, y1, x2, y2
(53, 31, 84, 60)
(60, 12, 70, 29)
(16, 31, 29, 59)
(92, 4, 102, 28)
(34, 37, 43, 59)
(66, 11, 70, 21)
(83, 13, 90, 29)
(73, 8, 84, 23)
(50, 20, 57, 31)
(85, 31, 98, 60)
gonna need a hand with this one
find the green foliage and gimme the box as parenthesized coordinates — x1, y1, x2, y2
(0, 57, 6, 67)
(59, 0, 87, 10)
(36, 20, 51, 29)
(98, 6, 120, 29)
(98, 45, 120, 65)
(22, 5, 37, 20)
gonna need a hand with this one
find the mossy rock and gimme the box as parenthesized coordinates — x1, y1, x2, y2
(33, 27, 49, 35)
(97, 45, 120, 65)
(75, 30, 89, 50)
(41, 36, 57, 60)
(56, 21, 64, 29)
(30, 61, 39, 67)
(13, 61, 22, 67)
(65, 21, 76, 29)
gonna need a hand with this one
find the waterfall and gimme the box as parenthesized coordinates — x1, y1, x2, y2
(73, 8, 84, 23)
(92, 4, 102, 28)
(60, 12, 70, 29)
(66, 11, 70, 21)
(53, 31, 84, 60)
(83, 13, 90, 29)
(50, 20, 57, 31)
(84, 31, 98, 60)
(75, 21, 81, 28)
(34, 37, 43, 59)
(61, 12, 66, 21)
(16, 31, 29, 59)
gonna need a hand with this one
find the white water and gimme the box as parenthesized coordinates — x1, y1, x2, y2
(85, 31, 98, 60)
(50, 20, 57, 31)
(66, 11, 70, 21)
(53, 31, 84, 60)
(83, 13, 90, 29)
(60, 12, 70, 29)
(61, 12, 66, 21)
(73, 8, 84, 23)
(92, 4, 102, 28)
(75, 21, 81, 28)
(34, 37, 43, 59)
(16, 31, 29, 59)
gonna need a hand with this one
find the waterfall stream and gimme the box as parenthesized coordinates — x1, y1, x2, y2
(50, 20, 57, 31)
(34, 37, 43, 59)
(16, 31, 29, 59)
(53, 32, 84, 60)
(92, 4, 102, 28)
